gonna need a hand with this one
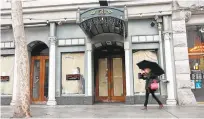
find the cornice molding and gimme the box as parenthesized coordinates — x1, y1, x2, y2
(1, 0, 172, 15)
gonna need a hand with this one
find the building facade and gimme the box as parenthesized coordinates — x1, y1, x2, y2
(1, 0, 204, 105)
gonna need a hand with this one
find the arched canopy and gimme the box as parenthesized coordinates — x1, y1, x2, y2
(77, 6, 128, 38)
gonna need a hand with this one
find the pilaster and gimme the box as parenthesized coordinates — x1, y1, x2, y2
(124, 41, 133, 96)
(86, 42, 93, 96)
(172, 10, 197, 105)
(163, 16, 177, 105)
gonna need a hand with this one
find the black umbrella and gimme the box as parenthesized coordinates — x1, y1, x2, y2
(136, 60, 165, 76)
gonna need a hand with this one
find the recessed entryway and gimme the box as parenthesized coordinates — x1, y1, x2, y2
(28, 41, 49, 104)
(94, 46, 126, 103)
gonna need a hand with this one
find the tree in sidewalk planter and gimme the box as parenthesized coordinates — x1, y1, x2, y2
(11, 0, 31, 118)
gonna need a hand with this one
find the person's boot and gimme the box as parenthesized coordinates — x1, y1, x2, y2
(159, 104, 163, 109)
(141, 106, 147, 110)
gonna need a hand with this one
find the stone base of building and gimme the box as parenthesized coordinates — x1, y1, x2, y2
(1, 95, 167, 105)
(47, 100, 57, 105)
(126, 95, 167, 104)
(56, 96, 94, 105)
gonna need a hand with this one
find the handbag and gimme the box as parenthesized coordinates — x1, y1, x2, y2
(150, 79, 159, 90)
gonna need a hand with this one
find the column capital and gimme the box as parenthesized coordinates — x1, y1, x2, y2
(157, 23, 162, 31)
(155, 16, 162, 23)
(124, 41, 130, 50)
(48, 36, 57, 45)
(86, 43, 92, 51)
(164, 32, 171, 41)
(163, 31, 172, 41)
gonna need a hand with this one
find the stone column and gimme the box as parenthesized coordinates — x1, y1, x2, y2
(163, 16, 177, 105)
(10, 52, 18, 105)
(157, 22, 167, 96)
(47, 23, 57, 105)
(124, 40, 134, 104)
(86, 42, 93, 96)
(84, 42, 93, 105)
(172, 10, 197, 105)
(158, 23, 165, 73)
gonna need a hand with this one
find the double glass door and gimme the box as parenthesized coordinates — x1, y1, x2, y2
(95, 56, 126, 102)
(30, 56, 49, 103)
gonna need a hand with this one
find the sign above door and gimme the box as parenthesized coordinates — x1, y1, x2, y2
(77, 6, 128, 38)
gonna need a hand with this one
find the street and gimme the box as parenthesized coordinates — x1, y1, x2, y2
(1, 105, 204, 118)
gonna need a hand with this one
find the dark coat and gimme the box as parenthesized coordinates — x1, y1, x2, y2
(142, 73, 160, 89)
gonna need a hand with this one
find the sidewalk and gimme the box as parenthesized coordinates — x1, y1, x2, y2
(1, 105, 204, 118)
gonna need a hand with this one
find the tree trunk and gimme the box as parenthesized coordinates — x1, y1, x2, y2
(11, 0, 31, 118)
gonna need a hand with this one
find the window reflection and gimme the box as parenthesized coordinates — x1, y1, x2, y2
(187, 26, 204, 102)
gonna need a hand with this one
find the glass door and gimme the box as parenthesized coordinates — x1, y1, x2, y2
(30, 56, 49, 102)
(96, 57, 110, 102)
(95, 56, 125, 102)
(32, 59, 40, 101)
(110, 57, 126, 102)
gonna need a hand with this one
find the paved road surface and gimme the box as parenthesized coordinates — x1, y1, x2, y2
(1, 105, 204, 118)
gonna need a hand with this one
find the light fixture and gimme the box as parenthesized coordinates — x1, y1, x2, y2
(106, 41, 112, 45)
(139, 13, 143, 17)
(116, 42, 123, 47)
(95, 43, 102, 48)
(200, 6, 204, 11)
(200, 27, 204, 33)
(64, 18, 67, 22)
(151, 21, 155, 27)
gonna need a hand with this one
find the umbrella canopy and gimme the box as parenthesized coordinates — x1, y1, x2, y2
(136, 60, 165, 76)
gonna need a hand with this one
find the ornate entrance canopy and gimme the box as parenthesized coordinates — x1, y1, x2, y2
(77, 6, 128, 38)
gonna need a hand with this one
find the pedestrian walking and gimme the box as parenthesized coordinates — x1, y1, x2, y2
(137, 60, 165, 110)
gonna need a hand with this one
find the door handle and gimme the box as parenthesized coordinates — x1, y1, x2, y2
(34, 79, 39, 84)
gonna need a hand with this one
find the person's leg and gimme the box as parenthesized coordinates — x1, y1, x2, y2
(150, 89, 162, 105)
(144, 89, 150, 107)
(141, 89, 149, 110)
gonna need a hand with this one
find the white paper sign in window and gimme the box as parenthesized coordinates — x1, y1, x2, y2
(61, 53, 85, 95)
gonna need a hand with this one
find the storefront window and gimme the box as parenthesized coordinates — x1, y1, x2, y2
(0, 56, 14, 95)
(187, 26, 204, 102)
(61, 52, 85, 95)
(132, 50, 160, 95)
